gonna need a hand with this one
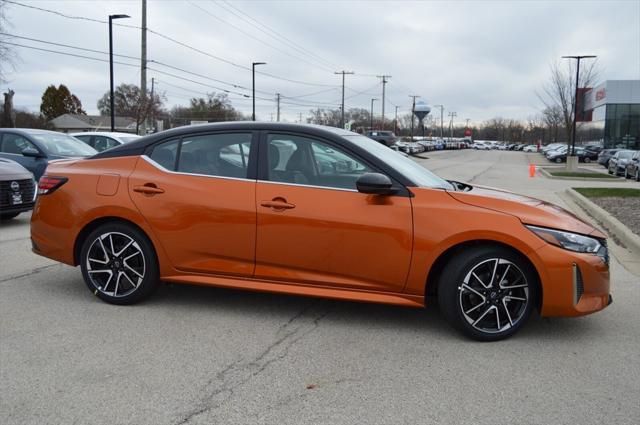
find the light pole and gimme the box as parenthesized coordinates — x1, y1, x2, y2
(562, 55, 596, 158)
(370, 98, 377, 130)
(252, 62, 266, 121)
(109, 14, 130, 132)
(335, 70, 353, 129)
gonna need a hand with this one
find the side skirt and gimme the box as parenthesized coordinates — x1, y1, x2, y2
(162, 274, 425, 308)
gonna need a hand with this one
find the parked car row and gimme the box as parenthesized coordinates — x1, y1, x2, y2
(0, 129, 142, 220)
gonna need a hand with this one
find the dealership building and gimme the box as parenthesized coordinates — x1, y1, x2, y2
(582, 80, 640, 149)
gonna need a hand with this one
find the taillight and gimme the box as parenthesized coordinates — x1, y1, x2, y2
(38, 176, 68, 195)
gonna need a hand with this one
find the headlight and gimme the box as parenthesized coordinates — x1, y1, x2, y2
(526, 225, 602, 253)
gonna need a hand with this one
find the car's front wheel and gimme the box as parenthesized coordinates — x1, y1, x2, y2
(80, 222, 159, 305)
(438, 246, 537, 341)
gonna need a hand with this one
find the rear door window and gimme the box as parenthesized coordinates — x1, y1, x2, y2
(178, 133, 252, 179)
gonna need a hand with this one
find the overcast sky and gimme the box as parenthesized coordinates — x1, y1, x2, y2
(2, 0, 639, 124)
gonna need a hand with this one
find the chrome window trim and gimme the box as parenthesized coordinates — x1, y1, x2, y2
(141, 155, 358, 193)
(141, 155, 254, 183)
(258, 179, 358, 193)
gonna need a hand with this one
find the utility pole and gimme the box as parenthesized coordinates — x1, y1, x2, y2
(140, 0, 147, 135)
(409, 95, 420, 140)
(433, 104, 444, 139)
(448, 111, 457, 140)
(394, 105, 399, 134)
(276, 93, 281, 122)
(370, 98, 377, 130)
(466, 118, 470, 127)
(299, 112, 302, 123)
(377, 75, 391, 130)
(334, 71, 354, 129)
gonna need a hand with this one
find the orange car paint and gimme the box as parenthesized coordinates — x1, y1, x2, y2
(31, 154, 610, 317)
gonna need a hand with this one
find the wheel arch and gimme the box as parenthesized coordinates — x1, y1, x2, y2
(425, 239, 543, 311)
(73, 216, 158, 267)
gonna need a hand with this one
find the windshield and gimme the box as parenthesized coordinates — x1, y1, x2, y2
(618, 151, 633, 159)
(29, 132, 97, 157)
(346, 135, 454, 190)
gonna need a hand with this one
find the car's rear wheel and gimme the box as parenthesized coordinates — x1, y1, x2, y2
(80, 222, 159, 305)
(555, 157, 562, 163)
(584, 157, 591, 163)
(438, 246, 536, 341)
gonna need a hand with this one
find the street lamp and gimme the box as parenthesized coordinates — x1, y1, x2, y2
(561, 55, 596, 160)
(370, 98, 378, 130)
(109, 14, 130, 132)
(252, 62, 266, 121)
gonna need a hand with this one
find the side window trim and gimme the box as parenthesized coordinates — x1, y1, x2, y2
(145, 131, 259, 181)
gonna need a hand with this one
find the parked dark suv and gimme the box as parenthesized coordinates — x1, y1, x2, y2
(0, 129, 96, 181)
(365, 131, 397, 147)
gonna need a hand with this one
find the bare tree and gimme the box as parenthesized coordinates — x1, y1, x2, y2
(538, 59, 600, 144)
(0, 1, 17, 84)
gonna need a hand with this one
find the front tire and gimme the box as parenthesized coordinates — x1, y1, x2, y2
(438, 246, 537, 341)
(80, 222, 159, 305)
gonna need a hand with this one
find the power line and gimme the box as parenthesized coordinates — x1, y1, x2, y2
(187, 0, 335, 73)
(5, 0, 340, 88)
(215, 0, 340, 70)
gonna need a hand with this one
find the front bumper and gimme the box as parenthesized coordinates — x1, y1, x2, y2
(534, 243, 611, 317)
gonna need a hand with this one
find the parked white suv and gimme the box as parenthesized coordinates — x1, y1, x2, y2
(71, 132, 141, 152)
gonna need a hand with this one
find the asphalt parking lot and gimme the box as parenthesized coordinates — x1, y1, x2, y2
(1, 149, 639, 425)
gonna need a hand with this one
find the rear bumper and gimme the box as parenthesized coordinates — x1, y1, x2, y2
(534, 243, 611, 317)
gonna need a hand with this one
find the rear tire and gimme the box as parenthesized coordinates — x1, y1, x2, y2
(80, 222, 159, 305)
(437, 245, 537, 341)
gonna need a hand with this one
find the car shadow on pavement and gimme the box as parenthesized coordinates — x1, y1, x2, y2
(69, 281, 601, 343)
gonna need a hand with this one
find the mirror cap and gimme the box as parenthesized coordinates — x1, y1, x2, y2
(356, 172, 397, 195)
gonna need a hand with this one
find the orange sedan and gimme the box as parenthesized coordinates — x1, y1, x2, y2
(30, 123, 611, 340)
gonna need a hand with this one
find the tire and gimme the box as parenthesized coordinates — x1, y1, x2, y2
(584, 157, 591, 163)
(608, 168, 613, 175)
(555, 157, 562, 163)
(624, 169, 629, 179)
(0, 212, 20, 221)
(636, 169, 639, 182)
(437, 245, 537, 341)
(80, 222, 159, 305)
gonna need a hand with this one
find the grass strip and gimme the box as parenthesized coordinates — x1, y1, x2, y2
(574, 187, 640, 198)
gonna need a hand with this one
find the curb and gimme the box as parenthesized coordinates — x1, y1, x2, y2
(565, 188, 640, 256)
(539, 167, 625, 182)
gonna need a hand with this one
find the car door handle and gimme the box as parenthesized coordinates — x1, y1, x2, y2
(260, 199, 295, 210)
(133, 184, 165, 195)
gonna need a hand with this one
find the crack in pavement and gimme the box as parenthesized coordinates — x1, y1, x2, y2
(0, 263, 63, 284)
(174, 301, 332, 425)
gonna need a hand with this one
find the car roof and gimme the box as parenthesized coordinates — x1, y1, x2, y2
(0, 128, 63, 136)
(94, 122, 357, 159)
(70, 131, 140, 137)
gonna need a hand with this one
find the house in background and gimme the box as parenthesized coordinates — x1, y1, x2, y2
(50, 114, 137, 133)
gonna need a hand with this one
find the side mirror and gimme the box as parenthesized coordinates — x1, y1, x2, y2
(356, 173, 396, 195)
(22, 147, 42, 158)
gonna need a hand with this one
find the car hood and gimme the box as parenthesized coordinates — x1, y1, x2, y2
(448, 185, 604, 238)
(0, 158, 33, 180)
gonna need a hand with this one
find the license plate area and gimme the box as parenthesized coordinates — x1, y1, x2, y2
(11, 192, 23, 205)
